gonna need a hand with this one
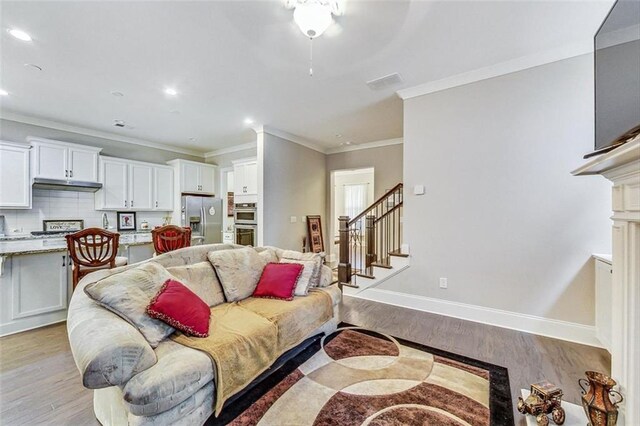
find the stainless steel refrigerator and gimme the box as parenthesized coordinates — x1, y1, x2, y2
(181, 195, 222, 245)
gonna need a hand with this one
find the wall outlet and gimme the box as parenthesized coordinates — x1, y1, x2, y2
(439, 277, 448, 289)
(290, 216, 297, 223)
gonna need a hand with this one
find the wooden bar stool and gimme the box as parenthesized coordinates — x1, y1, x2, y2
(66, 228, 128, 290)
(151, 225, 192, 255)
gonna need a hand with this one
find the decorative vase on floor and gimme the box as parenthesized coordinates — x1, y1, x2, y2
(579, 371, 624, 426)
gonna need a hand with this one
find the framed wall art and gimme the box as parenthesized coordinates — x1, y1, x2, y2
(306, 215, 324, 254)
(117, 212, 137, 231)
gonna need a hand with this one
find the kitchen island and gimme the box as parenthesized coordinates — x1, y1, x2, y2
(0, 231, 187, 336)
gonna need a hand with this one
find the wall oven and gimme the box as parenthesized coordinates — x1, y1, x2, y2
(235, 224, 257, 246)
(234, 203, 257, 225)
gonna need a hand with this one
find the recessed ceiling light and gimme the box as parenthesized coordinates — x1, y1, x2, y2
(0, 89, 8, 96)
(110, 91, 124, 97)
(164, 87, 178, 96)
(8, 28, 32, 42)
(24, 63, 42, 71)
(244, 118, 254, 125)
(189, 137, 197, 142)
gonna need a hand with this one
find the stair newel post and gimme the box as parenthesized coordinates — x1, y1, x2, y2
(365, 215, 376, 274)
(338, 215, 352, 288)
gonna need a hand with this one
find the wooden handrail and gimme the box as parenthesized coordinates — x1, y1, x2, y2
(348, 183, 403, 226)
(374, 202, 403, 224)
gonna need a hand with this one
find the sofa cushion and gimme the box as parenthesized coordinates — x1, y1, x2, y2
(253, 263, 303, 301)
(207, 247, 266, 302)
(239, 289, 334, 351)
(84, 262, 175, 347)
(319, 264, 334, 287)
(123, 340, 213, 416)
(256, 247, 278, 264)
(279, 258, 316, 296)
(166, 262, 225, 307)
(280, 250, 323, 287)
(147, 279, 211, 337)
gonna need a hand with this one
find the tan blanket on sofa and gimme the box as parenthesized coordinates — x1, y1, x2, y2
(171, 290, 333, 416)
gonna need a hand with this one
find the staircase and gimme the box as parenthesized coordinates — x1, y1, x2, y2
(337, 183, 409, 295)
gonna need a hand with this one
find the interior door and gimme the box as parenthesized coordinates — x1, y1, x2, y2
(129, 164, 153, 210)
(36, 144, 67, 179)
(101, 159, 128, 209)
(68, 148, 98, 181)
(200, 166, 215, 194)
(182, 163, 200, 192)
(154, 167, 173, 210)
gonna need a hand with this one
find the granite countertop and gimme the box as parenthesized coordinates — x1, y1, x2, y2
(0, 231, 155, 256)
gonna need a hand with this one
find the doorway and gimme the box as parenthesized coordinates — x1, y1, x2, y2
(329, 168, 375, 265)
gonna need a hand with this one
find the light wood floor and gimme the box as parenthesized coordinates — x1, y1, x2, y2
(0, 296, 609, 425)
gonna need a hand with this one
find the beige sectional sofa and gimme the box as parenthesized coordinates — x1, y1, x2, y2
(67, 244, 341, 425)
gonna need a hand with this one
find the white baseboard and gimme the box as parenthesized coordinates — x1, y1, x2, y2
(347, 288, 603, 348)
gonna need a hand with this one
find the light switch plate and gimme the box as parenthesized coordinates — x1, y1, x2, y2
(290, 216, 297, 223)
(413, 185, 425, 195)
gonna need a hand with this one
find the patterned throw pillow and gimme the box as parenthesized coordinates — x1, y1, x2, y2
(147, 279, 211, 337)
(207, 247, 266, 302)
(279, 258, 317, 296)
(84, 262, 176, 347)
(252, 263, 304, 301)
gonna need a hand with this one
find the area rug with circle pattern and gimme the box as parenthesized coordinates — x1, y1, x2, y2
(207, 326, 514, 426)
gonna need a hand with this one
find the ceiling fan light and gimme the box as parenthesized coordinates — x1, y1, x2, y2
(293, 1, 333, 39)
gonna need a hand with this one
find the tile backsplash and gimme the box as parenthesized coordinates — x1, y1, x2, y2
(0, 189, 172, 235)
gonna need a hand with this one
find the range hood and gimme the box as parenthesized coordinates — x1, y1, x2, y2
(32, 178, 102, 193)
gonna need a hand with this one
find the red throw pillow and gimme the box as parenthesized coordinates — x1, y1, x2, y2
(147, 279, 210, 337)
(253, 263, 304, 301)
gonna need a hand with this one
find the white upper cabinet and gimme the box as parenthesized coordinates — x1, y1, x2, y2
(129, 163, 153, 210)
(0, 141, 31, 209)
(97, 157, 174, 211)
(153, 167, 174, 210)
(28, 137, 101, 182)
(233, 159, 258, 201)
(99, 157, 129, 210)
(168, 159, 216, 195)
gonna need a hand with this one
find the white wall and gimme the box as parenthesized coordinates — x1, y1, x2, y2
(382, 54, 612, 326)
(262, 132, 326, 251)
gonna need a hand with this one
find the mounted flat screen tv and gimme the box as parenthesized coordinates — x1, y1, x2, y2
(591, 0, 640, 157)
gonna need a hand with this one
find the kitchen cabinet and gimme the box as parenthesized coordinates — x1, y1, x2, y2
(0, 141, 31, 209)
(0, 251, 69, 336)
(154, 167, 174, 210)
(233, 159, 257, 202)
(28, 137, 101, 182)
(168, 159, 216, 194)
(96, 157, 174, 211)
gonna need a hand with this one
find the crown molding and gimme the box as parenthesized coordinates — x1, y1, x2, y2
(0, 111, 205, 157)
(262, 125, 326, 154)
(204, 141, 257, 158)
(325, 137, 403, 155)
(396, 40, 593, 100)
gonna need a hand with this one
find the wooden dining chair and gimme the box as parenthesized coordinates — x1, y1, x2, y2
(66, 228, 128, 290)
(151, 225, 192, 255)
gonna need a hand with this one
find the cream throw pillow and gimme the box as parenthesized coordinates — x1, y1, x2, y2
(166, 261, 226, 307)
(207, 247, 266, 302)
(280, 250, 323, 287)
(84, 262, 176, 347)
(279, 258, 316, 296)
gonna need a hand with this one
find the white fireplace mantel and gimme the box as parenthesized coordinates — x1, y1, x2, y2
(573, 136, 640, 425)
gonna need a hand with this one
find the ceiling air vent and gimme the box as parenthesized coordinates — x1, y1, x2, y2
(366, 73, 403, 90)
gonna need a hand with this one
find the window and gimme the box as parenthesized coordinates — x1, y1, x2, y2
(344, 183, 368, 227)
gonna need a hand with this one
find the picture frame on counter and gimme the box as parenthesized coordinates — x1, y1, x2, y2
(117, 212, 136, 231)
(43, 219, 84, 232)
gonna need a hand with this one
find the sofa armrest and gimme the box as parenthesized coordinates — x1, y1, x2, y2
(67, 271, 157, 389)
